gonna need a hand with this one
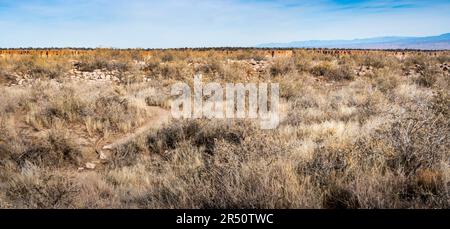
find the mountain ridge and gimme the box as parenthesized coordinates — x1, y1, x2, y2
(258, 33, 450, 50)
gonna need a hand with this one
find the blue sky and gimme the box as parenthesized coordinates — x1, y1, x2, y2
(0, 0, 449, 48)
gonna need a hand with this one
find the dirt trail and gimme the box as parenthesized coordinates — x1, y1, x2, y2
(101, 106, 171, 151)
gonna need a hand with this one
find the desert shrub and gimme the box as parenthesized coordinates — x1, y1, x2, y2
(112, 61, 133, 72)
(28, 64, 66, 79)
(385, 115, 449, 176)
(392, 168, 447, 206)
(145, 95, 168, 107)
(372, 70, 400, 93)
(192, 123, 244, 155)
(322, 185, 360, 209)
(330, 64, 355, 81)
(220, 62, 248, 81)
(294, 58, 311, 73)
(7, 169, 78, 208)
(75, 56, 132, 72)
(311, 52, 335, 62)
(414, 65, 439, 88)
(142, 58, 160, 73)
(160, 64, 182, 79)
(13, 131, 81, 168)
(75, 57, 109, 72)
(436, 54, 450, 64)
(29, 86, 88, 127)
(116, 71, 145, 84)
(250, 55, 266, 62)
(310, 62, 333, 77)
(353, 91, 385, 123)
(110, 142, 143, 168)
(278, 73, 314, 99)
(196, 58, 223, 75)
(403, 55, 428, 68)
(310, 63, 354, 81)
(269, 58, 294, 77)
(146, 120, 245, 156)
(90, 94, 141, 133)
(293, 50, 313, 72)
(360, 54, 387, 69)
(161, 53, 174, 62)
(298, 146, 351, 188)
(415, 72, 436, 88)
(126, 49, 146, 62)
(144, 61, 190, 80)
(45, 88, 88, 123)
(13, 58, 69, 79)
(413, 169, 446, 197)
(431, 90, 450, 116)
(234, 50, 266, 61)
(0, 70, 15, 85)
(23, 85, 89, 129)
(146, 122, 186, 154)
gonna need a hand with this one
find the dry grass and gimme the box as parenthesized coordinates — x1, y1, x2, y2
(0, 49, 449, 209)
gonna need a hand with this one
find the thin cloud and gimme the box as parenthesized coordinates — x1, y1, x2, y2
(0, 0, 449, 48)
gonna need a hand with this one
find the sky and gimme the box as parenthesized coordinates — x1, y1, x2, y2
(0, 0, 449, 48)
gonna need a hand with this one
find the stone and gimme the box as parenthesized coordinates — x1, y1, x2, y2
(99, 151, 108, 160)
(85, 162, 96, 170)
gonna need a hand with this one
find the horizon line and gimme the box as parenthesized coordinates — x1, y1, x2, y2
(0, 47, 449, 52)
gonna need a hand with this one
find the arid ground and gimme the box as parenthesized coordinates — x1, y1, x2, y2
(0, 49, 449, 208)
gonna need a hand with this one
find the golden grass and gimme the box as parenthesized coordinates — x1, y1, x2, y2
(0, 49, 448, 208)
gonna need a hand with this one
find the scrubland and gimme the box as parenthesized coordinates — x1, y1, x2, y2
(0, 49, 449, 208)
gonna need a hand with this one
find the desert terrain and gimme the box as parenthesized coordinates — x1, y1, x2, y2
(0, 48, 449, 208)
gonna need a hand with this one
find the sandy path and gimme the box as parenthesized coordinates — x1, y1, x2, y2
(101, 106, 171, 151)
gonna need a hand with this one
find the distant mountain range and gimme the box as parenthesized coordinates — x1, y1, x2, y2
(258, 33, 450, 50)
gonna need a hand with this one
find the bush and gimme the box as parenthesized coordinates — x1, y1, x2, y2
(75, 57, 109, 72)
(404, 55, 427, 68)
(310, 62, 333, 77)
(373, 71, 399, 93)
(361, 54, 387, 69)
(111, 142, 142, 168)
(415, 65, 438, 88)
(13, 131, 81, 168)
(7, 171, 78, 208)
(14, 58, 69, 80)
(146, 120, 245, 156)
(386, 115, 449, 176)
(323, 185, 360, 209)
(269, 58, 294, 77)
(161, 53, 174, 62)
(310, 63, 354, 81)
(75, 56, 132, 72)
(0, 70, 15, 85)
(50, 91, 87, 121)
